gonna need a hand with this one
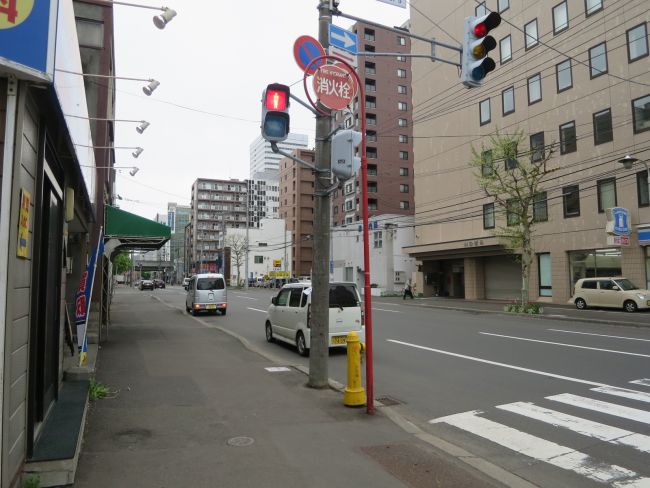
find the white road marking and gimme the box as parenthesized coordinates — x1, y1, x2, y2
(372, 308, 402, 313)
(631, 379, 650, 387)
(480, 332, 650, 358)
(429, 410, 643, 485)
(496, 401, 650, 454)
(234, 295, 258, 300)
(549, 394, 650, 425)
(247, 307, 267, 313)
(591, 386, 650, 404)
(265, 367, 291, 372)
(548, 329, 650, 343)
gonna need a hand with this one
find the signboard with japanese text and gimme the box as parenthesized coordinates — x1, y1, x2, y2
(607, 235, 630, 247)
(16, 188, 30, 258)
(312, 63, 357, 110)
(273, 259, 282, 269)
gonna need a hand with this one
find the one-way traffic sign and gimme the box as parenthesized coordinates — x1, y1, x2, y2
(329, 24, 357, 55)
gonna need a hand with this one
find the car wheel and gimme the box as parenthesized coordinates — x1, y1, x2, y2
(296, 331, 309, 357)
(265, 322, 274, 343)
(185, 304, 190, 312)
(575, 298, 587, 310)
(624, 300, 638, 313)
(189, 305, 196, 316)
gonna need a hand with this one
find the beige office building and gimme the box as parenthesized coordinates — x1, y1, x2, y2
(406, 0, 650, 303)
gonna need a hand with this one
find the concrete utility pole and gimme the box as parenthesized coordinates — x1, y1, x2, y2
(309, 0, 333, 388)
(245, 180, 250, 288)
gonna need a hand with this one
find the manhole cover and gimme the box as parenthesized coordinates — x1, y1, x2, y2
(376, 396, 403, 406)
(227, 436, 255, 447)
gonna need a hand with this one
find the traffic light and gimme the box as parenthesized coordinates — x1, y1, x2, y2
(331, 129, 362, 181)
(460, 12, 501, 88)
(261, 83, 290, 142)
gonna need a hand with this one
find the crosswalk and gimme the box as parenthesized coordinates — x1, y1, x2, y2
(429, 378, 650, 487)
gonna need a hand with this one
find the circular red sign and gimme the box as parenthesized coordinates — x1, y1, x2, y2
(293, 35, 326, 75)
(312, 63, 357, 110)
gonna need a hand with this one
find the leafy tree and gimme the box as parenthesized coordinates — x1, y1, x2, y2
(224, 235, 248, 287)
(113, 252, 132, 274)
(470, 130, 555, 305)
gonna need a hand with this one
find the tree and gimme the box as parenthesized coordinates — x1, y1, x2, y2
(470, 130, 555, 306)
(224, 235, 248, 287)
(113, 252, 132, 275)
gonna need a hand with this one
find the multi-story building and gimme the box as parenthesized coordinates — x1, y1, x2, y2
(249, 132, 309, 177)
(406, 1, 650, 303)
(278, 149, 316, 277)
(331, 21, 414, 226)
(247, 171, 280, 227)
(168, 202, 191, 283)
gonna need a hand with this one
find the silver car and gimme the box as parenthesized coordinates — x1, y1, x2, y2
(185, 273, 227, 315)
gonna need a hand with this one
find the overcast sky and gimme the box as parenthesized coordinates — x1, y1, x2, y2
(111, 1, 410, 219)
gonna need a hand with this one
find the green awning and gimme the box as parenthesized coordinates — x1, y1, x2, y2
(105, 205, 171, 251)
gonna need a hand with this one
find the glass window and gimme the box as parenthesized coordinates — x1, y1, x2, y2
(533, 192, 548, 222)
(275, 288, 291, 306)
(559, 121, 577, 154)
(364, 28, 375, 41)
(398, 101, 407, 111)
(373, 231, 383, 248)
(627, 23, 648, 62)
(528, 73, 542, 104)
(502, 86, 515, 115)
(366, 114, 376, 126)
(637, 171, 649, 207)
(556, 59, 572, 92)
(506, 199, 520, 226)
(397, 36, 406, 46)
(483, 203, 495, 229)
(76, 19, 104, 48)
(400, 184, 409, 193)
(585, 0, 603, 15)
(254, 255, 263, 264)
(569, 249, 621, 287)
(500, 35, 512, 63)
(593, 108, 613, 144)
(498, 0, 509, 13)
(365, 62, 376, 75)
(329, 284, 359, 308)
(365, 96, 376, 109)
(398, 118, 408, 127)
(398, 85, 407, 94)
(475, 2, 487, 16)
(399, 167, 408, 176)
(398, 135, 408, 143)
(399, 151, 408, 160)
(632, 94, 650, 134)
(504, 141, 518, 170)
(289, 288, 303, 307)
(553, 1, 568, 34)
(589, 42, 608, 78)
(538, 253, 552, 297)
(397, 68, 407, 78)
(525, 19, 538, 49)
(581, 280, 598, 289)
(481, 150, 494, 176)
(400, 201, 409, 209)
(480, 98, 491, 125)
(530, 132, 545, 162)
(197, 277, 225, 290)
(562, 185, 580, 218)
(367, 130, 377, 142)
(597, 178, 616, 212)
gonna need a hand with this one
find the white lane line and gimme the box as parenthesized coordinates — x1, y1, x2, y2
(372, 308, 402, 313)
(631, 379, 650, 387)
(247, 307, 267, 313)
(234, 295, 258, 300)
(480, 332, 650, 358)
(548, 329, 650, 343)
(496, 401, 650, 454)
(429, 410, 643, 485)
(591, 386, 650, 404)
(549, 394, 650, 425)
(387, 339, 608, 388)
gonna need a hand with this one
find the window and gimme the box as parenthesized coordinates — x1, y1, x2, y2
(504, 141, 518, 170)
(527, 73, 542, 104)
(76, 19, 104, 48)
(530, 132, 545, 162)
(627, 23, 648, 62)
(367, 147, 378, 159)
(533, 192, 548, 222)
(397, 68, 407, 78)
(373, 231, 383, 249)
(254, 255, 264, 264)
(399, 201, 409, 209)
(398, 85, 407, 94)
(364, 28, 375, 41)
(483, 203, 495, 229)
(399, 151, 409, 160)
(475, 1, 487, 16)
(367, 130, 377, 142)
(506, 199, 520, 226)
(398, 135, 408, 143)
(365, 62, 376, 75)
(400, 184, 409, 193)
(481, 150, 494, 176)
(365, 95, 377, 109)
(366, 114, 377, 126)
(585, 0, 603, 16)
(502, 86, 515, 115)
(637, 171, 649, 207)
(593, 108, 613, 145)
(289, 288, 303, 307)
(524, 19, 538, 49)
(479, 98, 491, 125)
(632, 94, 650, 134)
(556, 59, 572, 92)
(368, 182, 378, 193)
(397, 35, 406, 46)
(398, 101, 407, 111)
(569, 249, 621, 285)
(589, 42, 608, 78)
(553, 1, 568, 34)
(563, 185, 580, 217)
(498, 0, 509, 13)
(365, 79, 376, 92)
(500, 35, 512, 63)
(275, 288, 291, 306)
(368, 165, 378, 176)
(365, 45, 375, 56)
(398, 118, 408, 127)
(399, 167, 409, 176)
(559, 121, 577, 154)
(597, 178, 617, 212)
(345, 200, 354, 211)
(538, 253, 552, 297)
(397, 55, 407, 62)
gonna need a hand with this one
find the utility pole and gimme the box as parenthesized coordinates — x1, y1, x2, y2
(309, 0, 333, 389)
(245, 180, 250, 288)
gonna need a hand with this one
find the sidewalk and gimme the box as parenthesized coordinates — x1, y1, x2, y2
(73, 290, 504, 488)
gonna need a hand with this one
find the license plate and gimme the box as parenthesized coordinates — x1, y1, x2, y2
(331, 335, 347, 345)
(206, 304, 217, 309)
(646, 300, 650, 306)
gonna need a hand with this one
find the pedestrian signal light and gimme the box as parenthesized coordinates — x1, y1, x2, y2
(261, 83, 290, 142)
(460, 12, 501, 88)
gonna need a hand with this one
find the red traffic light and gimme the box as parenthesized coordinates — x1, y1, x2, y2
(265, 89, 288, 111)
(473, 12, 501, 38)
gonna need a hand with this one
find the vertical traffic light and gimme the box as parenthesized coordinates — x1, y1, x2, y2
(261, 83, 290, 142)
(331, 129, 362, 180)
(460, 12, 501, 88)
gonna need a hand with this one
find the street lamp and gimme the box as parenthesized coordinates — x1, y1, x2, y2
(74, 144, 144, 159)
(79, 164, 140, 176)
(64, 114, 150, 134)
(55, 69, 161, 96)
(94, 1, 177, 29)
(619, 155, 649, 205)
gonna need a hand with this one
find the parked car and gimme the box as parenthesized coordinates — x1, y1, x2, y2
(264, 281, 365, 356)
(185, 273, 227, 315)
(182, 277, 191, 290)
(153, 279, 166, 289)
(139, 279, 154, 291)
(571, 277, 650, 312)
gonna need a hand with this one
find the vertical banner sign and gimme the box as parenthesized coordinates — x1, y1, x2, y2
(16, 188, 30, 258)
(75, 228, 104, 366)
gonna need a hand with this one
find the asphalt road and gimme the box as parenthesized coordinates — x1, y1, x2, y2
(146, 285, 650, 488)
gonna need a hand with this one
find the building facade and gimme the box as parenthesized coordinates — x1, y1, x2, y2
(167, 202, 191, 283)
(247, 171, 280, 227)
(407, 0, 650, 303)
(249, 133, 308, 177)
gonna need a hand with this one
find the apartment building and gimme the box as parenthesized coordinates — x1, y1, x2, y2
(331, 21, 414, 226)
(248, 171, 280, 227)
(168, 202, 191, 282)
(407, 0, 650, 303)
(278, 149, 316, 277)
(249, 133, 309, 176)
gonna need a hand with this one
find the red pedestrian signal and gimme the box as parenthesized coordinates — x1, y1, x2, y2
(261, 83, 290, 142)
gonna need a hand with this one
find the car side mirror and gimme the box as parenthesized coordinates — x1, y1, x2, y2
(271, 297, 277, 305)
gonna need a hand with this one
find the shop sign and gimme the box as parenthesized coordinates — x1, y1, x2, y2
(607, 235, 630, 247)
(638, 226, 650, 246)
(273, 259, 282, 269)
(463, 239, 485, 248)
(606, 207, 630, 236)
(16, 188, 30, 258)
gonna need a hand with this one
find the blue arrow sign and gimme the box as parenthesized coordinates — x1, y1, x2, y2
(329, 24, 358, 55)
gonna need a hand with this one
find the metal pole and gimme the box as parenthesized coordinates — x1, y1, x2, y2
(309, 0, 333, 388)
(245, 180, 250, 289)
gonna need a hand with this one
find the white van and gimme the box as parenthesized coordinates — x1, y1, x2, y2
(264, 282, 365, 356)
(185, 273, 227, 315)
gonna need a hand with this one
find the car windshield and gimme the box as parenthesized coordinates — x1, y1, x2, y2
(197, 278, 225, 290)
(329, 285, 359, 308)
(614, 279, 639, 291)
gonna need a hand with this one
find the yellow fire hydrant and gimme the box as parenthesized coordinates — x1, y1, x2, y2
(343, 331, 366, 407)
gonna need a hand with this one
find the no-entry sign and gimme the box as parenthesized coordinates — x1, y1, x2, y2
(312, 64, 357, 111)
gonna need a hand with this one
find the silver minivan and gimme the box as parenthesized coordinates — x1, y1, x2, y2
(185, 273, 227, 315)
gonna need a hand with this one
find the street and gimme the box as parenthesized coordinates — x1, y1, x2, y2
(150, 285, 650, 487)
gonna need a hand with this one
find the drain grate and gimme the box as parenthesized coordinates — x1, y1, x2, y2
(376, 396, 403, 406)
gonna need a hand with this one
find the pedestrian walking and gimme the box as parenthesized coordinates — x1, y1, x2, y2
(403, 279, 414, 299)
